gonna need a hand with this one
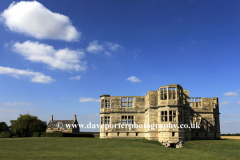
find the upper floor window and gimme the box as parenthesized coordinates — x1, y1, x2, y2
(122, 98, 127, 107)
(160, 88, 167, 100)
(122, 97, 134, 107)
(101, 99, 111, 108)
(177, 88, 181, 100)
(168, 88, 176, 99)
(105, 99, 110, 108)
(128, 98, 133, 107)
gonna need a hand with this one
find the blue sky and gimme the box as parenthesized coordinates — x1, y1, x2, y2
(0, 0, 239, 133)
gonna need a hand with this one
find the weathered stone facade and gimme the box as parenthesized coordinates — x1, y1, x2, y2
(46, 115, 79, 133)
(99, 84, 220, 148)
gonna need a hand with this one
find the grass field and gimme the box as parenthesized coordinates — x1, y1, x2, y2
(0, 137, 239, 160)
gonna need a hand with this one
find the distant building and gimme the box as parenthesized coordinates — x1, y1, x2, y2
(99, 84, 220, 148)
(46, 115, 79, 133)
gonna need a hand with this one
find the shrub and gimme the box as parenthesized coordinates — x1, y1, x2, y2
(41, 132, 94, 137)
(0, 132, 11, 138)
(41, 132, 47, 137)
(32, 132, 41, 137)
(63, 133, 94, 137)
(46, 133, 53, 137)
(53, 131, 63, 137)
(41, 132, 54, 137)
(221, 133, 240, 136)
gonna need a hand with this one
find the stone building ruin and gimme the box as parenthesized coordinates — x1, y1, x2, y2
(99, 84, 220, 148)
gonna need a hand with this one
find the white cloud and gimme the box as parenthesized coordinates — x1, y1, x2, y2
(12, 41, 86, 71)
(0, 66, 54, 83)
(92, 65, 97, 70)
(69, 76, 81, 80)
(105, 51, 111, 56)
(220, 101, 231, 105)
(4, 40, 14, 48)
(227, 114, 240, 117)
(86, 40, 123, 55)
(0, 108, 20, 113)
(223, 92, 239, 96)
(221, 114, 240, 117)
(0, 107, 37, 123)
(221, 120, 240, 125)
(127, 76, 141, 83)
(237, 101, 240, 105)
(222, 121, 234, 124)
(105, 42, 122, 51)
(2, 102, 30, 106)
(0, 1, 80, 41)
(135, 54, 138, 58)
(190, 40, 197, 44)
(79, 97, 100, 102)
(87, 40, 103, 53)
(219, 101, 231, 108)
(86, 113, 99, 119)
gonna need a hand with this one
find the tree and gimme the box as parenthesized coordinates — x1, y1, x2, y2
(0, 122, 9, 132)
(11, 114, 47, 137)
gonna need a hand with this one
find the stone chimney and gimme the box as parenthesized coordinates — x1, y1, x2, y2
(74, 114, 77, 121)
(51, 115, 53, 121)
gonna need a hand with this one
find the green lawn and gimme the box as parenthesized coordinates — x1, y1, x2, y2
(0, 137, 239, 160)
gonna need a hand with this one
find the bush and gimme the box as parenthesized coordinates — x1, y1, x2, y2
(53, 131, 63, 137)
(0, 132, 11, 138)
(46, 133, 53, 137)
(221, 133, 240, 136)
(32, 132, 41, 137)
(41, 132, 54, 137)
(22, 132, 32, 137)
(63, 133, 94, 137)
(41, 132, 47, 137)
(40, 132, 94, 137)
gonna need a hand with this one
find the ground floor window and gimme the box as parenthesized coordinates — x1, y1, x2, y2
(161, 111, 168, 122)
(101, 116, 110, 124)
(161, 111, 183, 122)
(169, 111, 176, 122)
(121, 116, 134, 124)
